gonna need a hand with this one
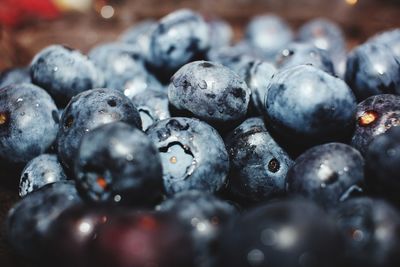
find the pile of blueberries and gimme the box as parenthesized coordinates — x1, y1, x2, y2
(1, 9, 400, 267)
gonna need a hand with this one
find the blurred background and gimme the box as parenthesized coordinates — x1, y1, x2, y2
(0, 0, 400, 72)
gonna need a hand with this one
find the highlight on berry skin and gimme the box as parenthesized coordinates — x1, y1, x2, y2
(358, 110, 378, 127)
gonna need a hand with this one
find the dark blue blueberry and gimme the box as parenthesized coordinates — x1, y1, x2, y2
(243, 61, 276, 114)
(88, 42, 163, 98)
(333, 197, 400, 267)
(225, 117, 293, 203)
(245, 14, 293, 60)
(286, 143, 365, 208)
(74, 122, 163, 206)
(0, 67, 31, 88)
(157, 190, 237, 267)
(218, 199, 346, 267)
(19, 154, 68, 197)
(131, 89, 170, 131)
(207, 18, 233, 49)
(276, 42, 335, 75)
(30, 45, 104, 106)
(147, 9, 210, 81)
(169, 61, 251, 129)
(0, 83, 59, 164)
(6, 181, 81, 260)
(297, 18, 346, 76)
(365, 126, 400, 200)
(57, 88, 141, 171)
(88, 211, 195, 267)
(345, 42, 400, 101)
(351, 94, 400, 155)
(146, 117, 229, 196)
(120, 20, 156, 59)
(265, 65, 356, 145)
(369, 28, 400, 59)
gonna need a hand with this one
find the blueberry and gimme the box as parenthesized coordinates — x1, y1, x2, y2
(265, 65, 356, 146)
(120, 20, 156, 59)
(147, 9, 210, 82)
(57, 88, 141, 171)
(131, 89, 170, 131)
(365, 126, 400, 200)
(369, 28, 400, 58)
(0, 83, 59, 164)
(169, 61, 251, 129)
(286, 143, 364, 208)
(207, 18, 233, 49)
(88, 42, 163, 98)
(19, 154, 68, 197)
(0, 67, 31, 88)
(6, 181, 81, 260)
(333, 197, 400, 267)
(351, 94, 400, 155)
(157, 190, 237, 267)
(297, 18, 346, 76)
(74, 122, 163, 206)
(276, 42, 335, 75)
(345, 42, 400, 101)
(225, 117, 293, 203)
(88, 211, 195, 267)
(30, 45, 104, 106)
(242, 61, 276, 114)
(245, 14, 293, 60)
(146, 117, 229, 195)
(218, 199, 346, 267)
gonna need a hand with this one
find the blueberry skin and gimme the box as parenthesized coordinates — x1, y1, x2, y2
(286, 143, 365, 208)
(120, 20, 156, 59)
(30, 45, 104, 106)
(88, 42, 162, 98)
(369, 29, 400, 58)
(218, 199, 346, 267)
(148, 9, 210, 78)
(146, 117, 229, 196)
(6, 181, 82, 260)
(345, 42, 400, 101)
(57, 88, 142, 171)
(351, 94, 400, 155)
(157, 190, 237, 267)
(0, 67, 31, 88)
(74, 122, 163, 206)
(333, 197, 400, 267)
(365, 126, 400, 199)
(19, 154, 68, 197)
(0, 83, 59, 164)
(225, 117, 293, 203)
(207, 18, 233, 49)
(243, 61, 276, 114)
(245, 14, 293, 60)
(169, 61, 251, 127)
(131, 90, 170, 131)
(297, 18, 346, 76)
(276, 42, 335, 75)
(265, 65, 357, 145)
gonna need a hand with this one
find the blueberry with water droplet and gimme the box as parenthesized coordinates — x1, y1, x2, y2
(19, 154, 68, 197)
(30, 45, 104, 106)
(57, 88, 141, 171)
(333, 197, 400, 267)
(286, 143, 365, 208)
(0, 83, 59, 164)
(224, 117, 293, 203)
(351, 94, 400, 155)
(146, 117, 229, 196)
(74, 122, 163, 206)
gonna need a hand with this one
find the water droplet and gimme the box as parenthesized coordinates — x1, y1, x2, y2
(114, 194, 121, 202)
(126, 154, 134, 161)
(198, 80, 207, 89)
(16, 98, 23, 102)
(247, 249, 264, 266)
(35, 103, 40, 107)
(343, 167, 349, 172)
(53, 66, 59, 72)
(20, 112, 25, 116)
